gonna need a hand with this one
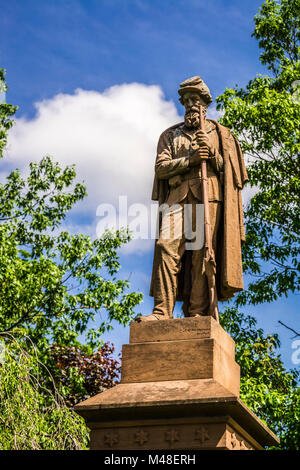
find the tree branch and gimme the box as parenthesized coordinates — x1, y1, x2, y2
(278, 320, 300, 338)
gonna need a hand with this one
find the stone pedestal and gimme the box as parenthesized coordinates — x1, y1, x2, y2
(75, 317, 279, 450)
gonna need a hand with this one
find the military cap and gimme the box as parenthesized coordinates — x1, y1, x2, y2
(178, 76, 212, 105)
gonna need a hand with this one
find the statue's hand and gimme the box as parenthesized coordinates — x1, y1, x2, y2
(189, 147, 209, 167)
(194, 129, 211, 149)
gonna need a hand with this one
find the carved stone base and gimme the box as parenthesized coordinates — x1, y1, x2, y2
(89, 417, 256, 450)
(75, 317, 279, 450)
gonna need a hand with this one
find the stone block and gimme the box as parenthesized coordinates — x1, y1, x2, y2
(122, 338, 240, 396)
(130, 316, 235, 358)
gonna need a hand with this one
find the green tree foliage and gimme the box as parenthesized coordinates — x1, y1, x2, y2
(0, 156, 142, 349)
(0, 69, 18, 158)
(221, 308, 299, 450)
(216, 0, 300, 305)
(216, 1, 299, 450)
(0, 335, 89, 450)
(252, 0, 299, 74)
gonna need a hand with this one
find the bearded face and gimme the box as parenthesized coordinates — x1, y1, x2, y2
(182, 92, 207, 129)
(185, 107, 201, 128)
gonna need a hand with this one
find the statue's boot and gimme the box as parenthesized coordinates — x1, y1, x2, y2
(135, 313, 168, 322)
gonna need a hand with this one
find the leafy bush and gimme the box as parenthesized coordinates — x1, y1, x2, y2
(48, 343, 120, 407)
(0, 334, 89, 450)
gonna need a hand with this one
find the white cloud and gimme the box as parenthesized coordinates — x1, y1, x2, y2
(6, 83, 180, 213)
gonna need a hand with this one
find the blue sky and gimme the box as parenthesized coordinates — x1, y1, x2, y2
(1, 0, 299, 370)
(2, 0, 266, 116)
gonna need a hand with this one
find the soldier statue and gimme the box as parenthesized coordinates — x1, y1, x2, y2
(137, 76, 248, 322)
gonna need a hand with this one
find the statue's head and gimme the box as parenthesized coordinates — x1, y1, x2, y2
(178, 76, 212, 128)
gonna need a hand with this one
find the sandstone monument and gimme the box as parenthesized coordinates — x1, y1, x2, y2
(140, 76, 248, 323)
(75, 77, 279, 450)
